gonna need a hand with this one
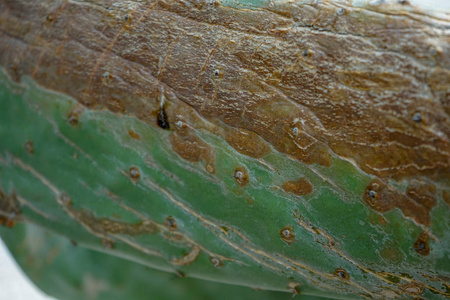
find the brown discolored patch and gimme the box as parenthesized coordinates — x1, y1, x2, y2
(172, 245, 200, 266)
(129, 166, 140, 181)
(442, 190, 450, 207)
(287, 282, 301, 295)
(400, 283, 424, 296)
(67, 104, 84, 125)
(2, 0, 450, 182)
(164, 216, 177, 231)
(0, 189, 20, 228)
(279, 226, 295, 245)
(225, 128, 271, 158)
(169, 131, 215, 170)
(363, 179, 436, 226)
(282, 177, 313, 196)
(24, 141, 34, 154)
(413, 232, 430, 256)
(334, 268, 350, 280)
(128, 130, 141, 140)
(210, 256, 223, 267)
(406, 183, 437, 210)
(66, 205, 158, 236)
(234, 166, 249, 187)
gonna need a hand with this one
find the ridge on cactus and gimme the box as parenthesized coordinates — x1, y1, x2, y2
(0, 0, 449, 299)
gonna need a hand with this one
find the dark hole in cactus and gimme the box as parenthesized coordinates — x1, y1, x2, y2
(157, 108, 170, 129)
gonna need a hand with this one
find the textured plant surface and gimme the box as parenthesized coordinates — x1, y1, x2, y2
(0, 0, 449, 299)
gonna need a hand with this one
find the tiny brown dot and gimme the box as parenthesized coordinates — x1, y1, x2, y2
(165, 216, 177, 230)
(24, 141, 34, 154)
(129, 167, 140, 180)
(334, 268, 350, 280)
(128, 130, 141, 140)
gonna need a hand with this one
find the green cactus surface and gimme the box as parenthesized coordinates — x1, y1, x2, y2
(0, 0, 449, 299)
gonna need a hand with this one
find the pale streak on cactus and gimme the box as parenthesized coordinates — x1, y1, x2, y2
(0, 0, 449, 299)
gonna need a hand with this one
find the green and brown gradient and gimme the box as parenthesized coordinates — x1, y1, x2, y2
(0, 0, 449, 299)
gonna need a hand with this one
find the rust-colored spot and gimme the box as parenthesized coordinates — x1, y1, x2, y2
(287, 282, 301, 295)
(282, 177, 313, 196)
(128, 129, 141, 140)
(67, 105, 84, 125)
(169, 132, 215, 168)
(363, 179, 435, 226)
(225, 128, 271, 158)
(0, 190, 20, 228)
(210, 257, 223, 267)
(129, 167, 140, 181)
(444, 190, 450, 207)
(165, 216, 177, 230)
(279, 226, 295, 245)
(24, 141, 34, 154)
(234, 166, 249, 187)
(413, 232, 430, 256)
(172, 245, 200, 266)
(400, 283, 424, 296)
(157, 107, 170, 129)
(334, 268, 350, 280)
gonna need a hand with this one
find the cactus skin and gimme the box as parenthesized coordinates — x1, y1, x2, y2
(2, 222, 313, 300)
(0, 0, 449, 299)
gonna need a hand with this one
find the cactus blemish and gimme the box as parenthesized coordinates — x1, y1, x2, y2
(279, 226, 295, 245)
(129, 167, 140, 181)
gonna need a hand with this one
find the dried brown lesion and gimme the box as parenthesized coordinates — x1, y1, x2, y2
(363, 179, 437, 226)
(1, 0, 448, 187)
(282, 177, 313, 196)
(0, 189, 21, 228)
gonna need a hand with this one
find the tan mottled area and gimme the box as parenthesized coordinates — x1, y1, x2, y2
(364, 179, 437, 226)
(282, 177, 313, 196)
(0, 1, 449, 182)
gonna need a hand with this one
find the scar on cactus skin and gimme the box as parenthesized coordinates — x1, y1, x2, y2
(334, 268, 350, 280)
(279, 226, 295, 245)
(234, 166, 249, 187)
(282, 177, 313, 196)
(129, 167, 141, 181)
(287, 282, 301, 295)
(413, 232, 430, 256)
(0, 189, 20, 228)
(165, 216, 177, 231)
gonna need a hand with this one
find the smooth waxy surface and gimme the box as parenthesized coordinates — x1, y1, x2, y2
(0, 0, 449, 299)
